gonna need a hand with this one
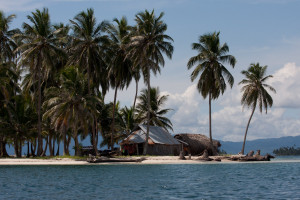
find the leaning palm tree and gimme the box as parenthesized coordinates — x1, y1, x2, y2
(187, 31, 236, 155)
(106, 17, 133, 150)
(16, 8, 65, 156)
(128, 9, 174, 154)
(239, 63, 276, 155)
(136, 87, 173, 132)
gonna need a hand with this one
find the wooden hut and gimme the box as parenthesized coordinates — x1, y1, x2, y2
(120, 125, 181, 156)
(174, 134, 221, 155)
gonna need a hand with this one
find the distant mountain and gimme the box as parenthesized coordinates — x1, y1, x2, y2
(220, 135, 300, 155)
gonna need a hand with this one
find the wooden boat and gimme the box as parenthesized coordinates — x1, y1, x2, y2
(87, 157, 145, 163)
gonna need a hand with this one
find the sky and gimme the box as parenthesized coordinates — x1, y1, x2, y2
(1, 0, 300, 142)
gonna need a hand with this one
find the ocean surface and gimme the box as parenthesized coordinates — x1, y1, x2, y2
(1, 157, 300, 200)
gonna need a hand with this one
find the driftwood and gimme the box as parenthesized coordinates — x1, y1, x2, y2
(230, 150, 275, 162)
(213, 158, 221, 162)
(179, 151, 186, 160)
(197, 149, 213, 161)
(246, 150, 254, 157)
(87, 156, 146, 163)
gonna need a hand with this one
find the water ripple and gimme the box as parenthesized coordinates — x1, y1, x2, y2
(0, 163, 300, 199)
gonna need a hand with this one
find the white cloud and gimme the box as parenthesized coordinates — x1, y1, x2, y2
(163, 62, 300, 142)
(246, 0, 297, 4)
(162, 84, 203, 132)
(0, 0, 43, 12)
(268, 62, 300, 108)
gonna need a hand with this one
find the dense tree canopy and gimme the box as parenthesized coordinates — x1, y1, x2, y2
(0, 8, 277, 158)
(0, 8, 174, 157)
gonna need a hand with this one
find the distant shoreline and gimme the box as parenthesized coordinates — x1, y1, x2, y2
(1, 156, 300, 165)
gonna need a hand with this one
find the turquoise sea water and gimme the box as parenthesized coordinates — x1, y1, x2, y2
(1, 158, 300, 199)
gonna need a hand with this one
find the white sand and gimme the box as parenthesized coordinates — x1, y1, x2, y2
(0, 156, 231, 165)
(0, 158, 89, 165)
(0, 156, 297, 165)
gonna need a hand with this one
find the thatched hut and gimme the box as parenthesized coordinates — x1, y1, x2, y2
(121, 125, 181, 156)
(174, 134, 221, 155)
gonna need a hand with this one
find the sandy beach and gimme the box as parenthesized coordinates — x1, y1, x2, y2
(0, 156, 272, 165)
(0, 156, 226, 165)
(1, 156, 299, 165)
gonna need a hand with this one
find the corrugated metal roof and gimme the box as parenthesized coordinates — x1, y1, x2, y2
(126, 130, 146, 143)
(124, 125, 180, 145)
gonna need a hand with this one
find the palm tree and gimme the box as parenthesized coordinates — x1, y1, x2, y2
(239, 63, 276, 155)
(43, 66, 101, 156)
(187, 31, 236, 155)
(106, 17, 133, 150)
(120, 106, 137, 135)
(0, 62, 19, 157)
(69, 8, 108, 95)
(132, 67, 141, 111)
(16, 8, 65, 156)
(0, 11, 19, 62)
(136, 87, 173, 132)
(0, 10, 21, 156)
(69, 9, 109, 155)
(128, 9, 174, 154)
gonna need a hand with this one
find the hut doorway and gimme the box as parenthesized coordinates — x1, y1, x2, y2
(137, 143, 143, 155)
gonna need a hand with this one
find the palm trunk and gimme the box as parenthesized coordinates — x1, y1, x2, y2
(52, 136, 55, 156)
(73, 123, 80, 156)
(132, 79, 138, 110)
(56, 138, 60, 156)
(92, 119, 99, 156)
(66, 135, 71, 155)
(241, 106, 256, 155)
(99, 125, 104, 149)
(0, 137, 2, 157)
(27, 141, 30, 157)
(41, 136, 48, 156)
(37, 55, 43, 156)
(14, 137, 20, 158)
(87, 57, 91, 95)
(49, 134, 54, 156)
(95, 126, 98, 145)
(74, 129, 80, 156)
(63, 130, 67, 156)
(208, 92, 216, 156)
(0, 136, 9, 157)
(143, 66, 151, 155)
(111, 86, 118, 150)
(67, 135, 71, 155)
(31, 139, 37, 157)
(19, 139, 22, 157)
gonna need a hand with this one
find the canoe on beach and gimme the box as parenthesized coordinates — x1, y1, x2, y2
(87, 157, 146, 163)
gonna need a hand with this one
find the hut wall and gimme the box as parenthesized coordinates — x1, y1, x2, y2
(146, 144, 180, 156)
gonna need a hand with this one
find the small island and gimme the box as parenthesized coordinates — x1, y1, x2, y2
(273, 146, 300, 156)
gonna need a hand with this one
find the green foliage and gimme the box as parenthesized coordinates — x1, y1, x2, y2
(187, 31, 236, 155)
(239, 63, 276, 113)
(273, 146, 300, 156)
(187, 31, 236, 99)
(136, 87, 173, 131)
(239, 63, 276, 155)
(69, 8, 109, 95)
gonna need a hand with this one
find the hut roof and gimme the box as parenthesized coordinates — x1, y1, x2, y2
(174, 133, 221, 155)
(122, 125, 180, 145)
